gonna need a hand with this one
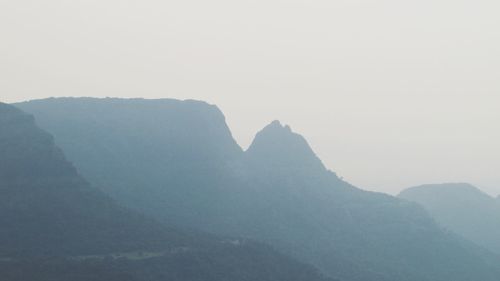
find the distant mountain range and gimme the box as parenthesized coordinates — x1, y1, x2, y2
(16, 97, 500, 281)
(400, 183, 500, 255)
(0, 102, 332, 281)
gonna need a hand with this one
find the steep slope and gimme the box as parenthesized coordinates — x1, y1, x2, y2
(17, 97, 500, 281)
(399, 183, 500, 255)
(238, 121, 500, 281)
(0, 102, 333, 281)
(0, 102, 184, 257)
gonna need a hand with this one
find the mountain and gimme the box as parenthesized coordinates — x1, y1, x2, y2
(16, 97, 242, 224)
(245, 120, 326, 171)
(0, 102, 332, 281)
(399, 183, 500, 255)
(0, 102, 184, 257)
(238, 121, 500, 281)
(17, 97, 500, 281)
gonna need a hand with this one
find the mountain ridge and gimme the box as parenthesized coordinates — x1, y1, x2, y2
(16, 97, 500, 281)
(400, 183, 500, 256)
(0, 101, 335, 281)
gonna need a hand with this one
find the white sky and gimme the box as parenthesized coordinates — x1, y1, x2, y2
(1, 0, 499, 195)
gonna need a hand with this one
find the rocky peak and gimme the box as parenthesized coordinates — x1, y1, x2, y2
(245, 120, 326, 171)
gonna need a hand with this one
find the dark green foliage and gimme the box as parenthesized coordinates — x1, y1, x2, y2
(16, 98, 500, 281)
(0, 241, 333, 281)
(400, 183, 500, 255)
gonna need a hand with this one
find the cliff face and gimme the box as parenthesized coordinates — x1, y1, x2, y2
(17, 98, 243, 221)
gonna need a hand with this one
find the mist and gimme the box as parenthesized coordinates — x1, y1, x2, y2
(1, 0, 499, 195)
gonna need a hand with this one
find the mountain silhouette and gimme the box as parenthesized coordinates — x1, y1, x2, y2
(0, 102, 184, 257)
(246, 120, 327, 171)
(0, 102, 333, 281)
(400, 183, 500, 255)
(17, 97, 500, 281)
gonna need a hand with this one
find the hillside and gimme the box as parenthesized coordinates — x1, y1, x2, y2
(17, 97, 500, 281)
(0, 102, 332, 281)
(400, 183, 500, 255)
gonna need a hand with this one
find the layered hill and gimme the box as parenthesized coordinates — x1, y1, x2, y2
(400, 183, 500, 255)
(17, 97, 500, 281)
(0, 102, 184, 257)
(236, 121, 500, 281)
(0, 102, 332, 281)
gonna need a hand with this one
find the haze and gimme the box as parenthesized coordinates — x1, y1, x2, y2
(1, 0, 499, 195)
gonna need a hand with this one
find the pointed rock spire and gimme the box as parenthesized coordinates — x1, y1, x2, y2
(245, 120, 326, 171)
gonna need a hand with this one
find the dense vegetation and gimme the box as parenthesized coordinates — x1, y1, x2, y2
(0, 102, 332, 281)
(17, 97, 500, 281)
(1, 241, 332, 281)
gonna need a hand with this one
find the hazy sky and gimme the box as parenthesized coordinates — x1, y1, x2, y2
(1, 0, 499, 195)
